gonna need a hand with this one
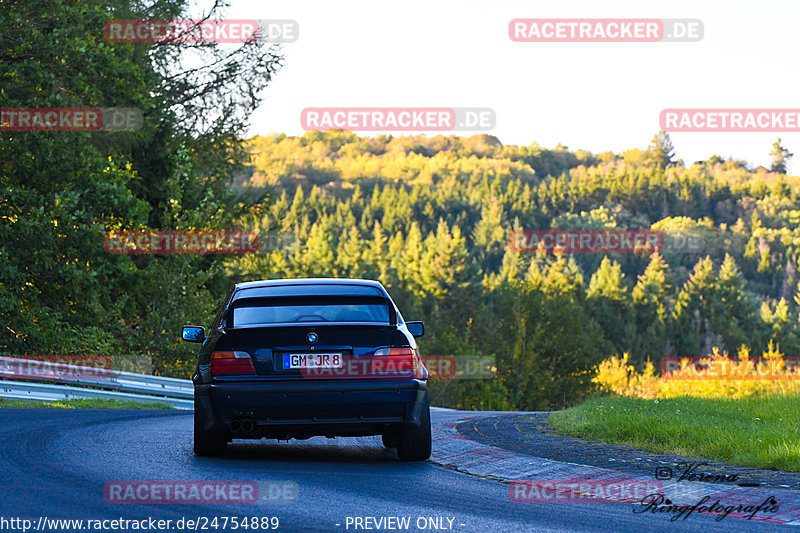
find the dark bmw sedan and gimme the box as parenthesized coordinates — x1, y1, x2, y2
(182, 278, 430, 460)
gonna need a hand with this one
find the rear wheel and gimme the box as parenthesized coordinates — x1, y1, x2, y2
(397, 398, 431, 461)
(194, 402, 226, 457)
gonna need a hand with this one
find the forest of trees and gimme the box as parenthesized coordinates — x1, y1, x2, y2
(4, 0, 800, 411)
(1, 0, 283, 374)
(229, 132, 800, 409)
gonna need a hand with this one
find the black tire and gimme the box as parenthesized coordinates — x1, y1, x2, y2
(193, 402, 226, 457)
(397, 398, 431, 461)
(381, 431, 400, 449)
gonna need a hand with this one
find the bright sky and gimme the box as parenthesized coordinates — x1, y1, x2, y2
(222, 0, 800, 174)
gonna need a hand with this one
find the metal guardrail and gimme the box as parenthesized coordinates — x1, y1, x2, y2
(0, 379, 193, 409)
(0, 357, 193, 409)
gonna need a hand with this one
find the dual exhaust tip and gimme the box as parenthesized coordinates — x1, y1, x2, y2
(229, 417, 254, 434)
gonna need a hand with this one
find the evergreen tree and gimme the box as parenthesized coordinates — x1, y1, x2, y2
(631, 253, 672, 362)
(673, 256, 717, 355)
(400, 223, 425, 295)
(336, 226, 364, 277)
(632, 253, 671, 319)
(364, 221, 390, 283)
(770, 138, 793, 174)
(587, 257, 627, 300)
(420, 221, 471, 298)
(760, 298, 790, 344)
(713, 253, 754, 350)
(292, 218, 336, 277)
(648, 131, 676, 167)
(587, 257, 635, 359)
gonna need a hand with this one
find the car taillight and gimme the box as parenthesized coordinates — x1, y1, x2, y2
(372, 347, 417, 376)
(211, 351, 255, 374)
(374, 347, 414, 357)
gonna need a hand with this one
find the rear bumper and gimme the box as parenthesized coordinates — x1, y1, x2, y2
(195, 379, 428, 439)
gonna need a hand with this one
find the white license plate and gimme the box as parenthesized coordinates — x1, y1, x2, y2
(283, 353, 344, 369)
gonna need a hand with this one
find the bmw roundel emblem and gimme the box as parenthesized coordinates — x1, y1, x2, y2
(307, 332, 318, 343)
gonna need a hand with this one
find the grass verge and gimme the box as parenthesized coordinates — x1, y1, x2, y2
(548, 394, 800, 472)
(0, 398, 174, 409)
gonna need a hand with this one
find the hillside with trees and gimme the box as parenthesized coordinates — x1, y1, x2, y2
(230, 131, 800, 409)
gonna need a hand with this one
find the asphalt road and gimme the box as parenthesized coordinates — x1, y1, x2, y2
(0, 408, 793, 532)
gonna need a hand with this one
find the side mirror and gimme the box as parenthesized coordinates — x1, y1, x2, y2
(406, 321, 424, 337)
(182, 325, 205, 343)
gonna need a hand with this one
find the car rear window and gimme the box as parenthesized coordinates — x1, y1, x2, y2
(231, 300, 392, 326)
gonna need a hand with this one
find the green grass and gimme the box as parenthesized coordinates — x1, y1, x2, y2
(548, 394, 800, 472)
(0, 398, 174, 409)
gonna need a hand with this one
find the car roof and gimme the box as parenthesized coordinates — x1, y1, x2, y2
(235, 278, 385, 290)
(232, 278, 389, 299)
